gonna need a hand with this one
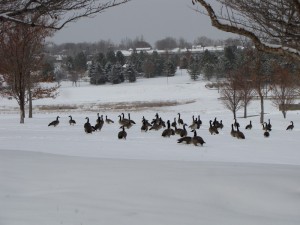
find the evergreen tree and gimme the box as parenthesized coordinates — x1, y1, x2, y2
(152, 51, 164, 76)
(104, 62, 113, 75)
(96, 52, 107, 67)
(89, 61, 106, 85)
(163, 59, 177, 77)
(106, 50, 117, 64)
(223, 46, 237, 73)
(188, 57, 201, 81)
(108, 63, 123, 84)
(179, 56, 189, 69)
(200, 50, 218, 80)
(129, 50, 139, 71)
(74, 51, 87, 72)
(124, 64, 137, 82)
(202, 63, 215, 81)
(65, 56, 74, 71)
(116, 50, 126, 66)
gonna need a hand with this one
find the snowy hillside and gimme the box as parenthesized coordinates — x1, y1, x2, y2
(1, 70, 300, 225)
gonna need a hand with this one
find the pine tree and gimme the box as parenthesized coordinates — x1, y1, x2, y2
(96, 52, 107, 67)
(106, 50, 117, 64)
(200, 50, 218, 80)
(89, 61, 106, 85)
(124, 64, 137, 82)
(152, 51, 164, 76)
(74, 52, 87, 72)
(188, 58, 201, 81)
(163, 59, 177, 77)
(223, 46, 237, 73)
(180, 56, 189, 69)
(116, 51, 126, 66)
(108, 63, 123, 84)
(104, 62, 113, 75)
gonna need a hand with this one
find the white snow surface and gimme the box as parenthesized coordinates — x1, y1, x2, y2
(1, 70, 300, 225)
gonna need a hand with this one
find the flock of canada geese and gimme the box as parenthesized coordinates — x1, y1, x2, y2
(48, 112, 295, 146)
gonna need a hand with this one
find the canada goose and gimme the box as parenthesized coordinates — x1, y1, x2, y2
(118, 126, 127, 139)
(118, 115, 127, 126)
(128, 113, 136, 124)
(94, 122, 103, 131)
(267, 119, 272, 130)
(264, 131, 270, 137)
(68, 115, 76, 125)
(123, 120, 133, 129)
(180, 124, 188, 137)
(105, 115, 114, 124)
(171, 117, 177, 127)
(160, 118, 166, 128)
(151, 113, 160, 125)
(177, 113, 184, 125)
(286, 121, 294, 130)
(96, 113, 101, 124)
(230, 124, 237, 138)
(84, 117, 93, 134)
(121, 114, 135, 129)
(121, 113, 130, 124)
(234, 119, 240, 128)
(197, 115, 202, 128)
(48, 116, 60, 127)
(141, 120, 149, 132)
(213, 117, 220, 127)
(174, 124, 183, 135)
(245, 120, 252, 130)
(209, 120, 219, 135)
(263, 122, 272, 132)
(236, 126, 245, 139)
(142, 116, 152, 127)
(177, 136, 192, 144)
(191, 130, 205, 146)
(217, 120, 224, 129)
(162, 120, 175, 137)
(94, 115, 104, 131)
(262, 121, 269, 136)
(149, 118, 164, 131)
(189, 116, 198, 130)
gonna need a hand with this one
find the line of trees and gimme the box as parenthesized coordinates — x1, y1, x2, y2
(219, 49, 300, 121)
(88, 50, 178, 85)
(45, 35, 244, 57)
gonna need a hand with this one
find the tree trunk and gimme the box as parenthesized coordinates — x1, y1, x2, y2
(260, 95, 264, 124)
(233, 109, 236, 120)
(19, 94, 25, 124)
(244, 105, 247, 118)
(282, 110, 287, 119)
(28, 89, 33, 118)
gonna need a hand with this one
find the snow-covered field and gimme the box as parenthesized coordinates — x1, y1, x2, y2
(1, 70, 300, 225)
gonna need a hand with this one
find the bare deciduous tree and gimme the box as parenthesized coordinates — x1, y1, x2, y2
(0, 21, 58, 123)
(270, 64, 300, 118)
(220, 73, 243, 119)
(0, 0, 130, 30)
(249, 51, 271, 124)
(193, 0, 300, 61)
(236, 64, 255, 118)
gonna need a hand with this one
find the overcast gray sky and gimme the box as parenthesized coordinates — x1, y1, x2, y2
(50, 0, 236, 45)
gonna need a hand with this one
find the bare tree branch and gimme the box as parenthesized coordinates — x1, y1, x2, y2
(0, 0, 131, 30)
(194, 0, 300, 61)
